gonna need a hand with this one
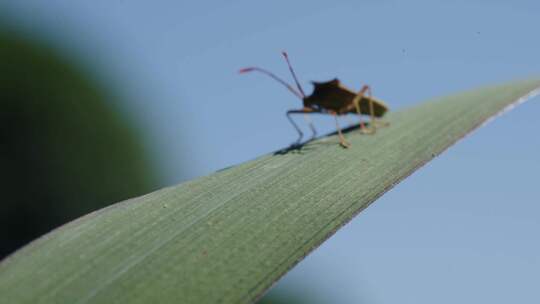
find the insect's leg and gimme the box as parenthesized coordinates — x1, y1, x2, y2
(352, 95, 364, 130)
(363, 86, 390, 129)
(352, 87, 366, 131)
(353, 85, 376, 134)
(286, 108, 316, 145)
(366, 85, 377, 134)
(303, 114, 317, 139)
(331, 112, 350, 148)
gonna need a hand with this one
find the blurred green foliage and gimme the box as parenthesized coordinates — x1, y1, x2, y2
(0, 30, 159, 258)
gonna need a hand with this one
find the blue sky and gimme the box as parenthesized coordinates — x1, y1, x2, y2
(2, 1, 539, 303)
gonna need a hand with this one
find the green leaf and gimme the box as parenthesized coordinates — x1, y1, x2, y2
(1, 79, 539, 304)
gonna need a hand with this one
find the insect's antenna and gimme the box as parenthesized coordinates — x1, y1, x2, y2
(239, 67, 303, 99)
(281, 51, 306, 98)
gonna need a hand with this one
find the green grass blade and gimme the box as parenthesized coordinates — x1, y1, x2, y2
(1, 79, 539, 304)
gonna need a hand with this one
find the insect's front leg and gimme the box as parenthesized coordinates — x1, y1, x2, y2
(286, 107, 317, 146)
(303, 114, 318, 139)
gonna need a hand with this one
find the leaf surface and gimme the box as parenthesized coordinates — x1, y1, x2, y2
(1, 79, 539, 304)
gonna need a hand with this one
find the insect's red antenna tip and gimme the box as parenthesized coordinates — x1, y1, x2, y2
(238, 67, 255, 74)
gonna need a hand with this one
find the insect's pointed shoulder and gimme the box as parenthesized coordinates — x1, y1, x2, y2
(311, 78, 341, 88)
(310, 78, 356, 96)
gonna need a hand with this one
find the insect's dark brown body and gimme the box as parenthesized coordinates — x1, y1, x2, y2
(304, 79, 388, 116)
(240, 52, 390, 147)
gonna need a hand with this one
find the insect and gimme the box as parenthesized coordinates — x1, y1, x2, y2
(239, 51, 389, 148)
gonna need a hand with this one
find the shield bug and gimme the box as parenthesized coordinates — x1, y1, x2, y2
(240, 52, 389, 148)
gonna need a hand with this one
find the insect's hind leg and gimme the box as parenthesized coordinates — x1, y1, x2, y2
(353, 85, 377, 134)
